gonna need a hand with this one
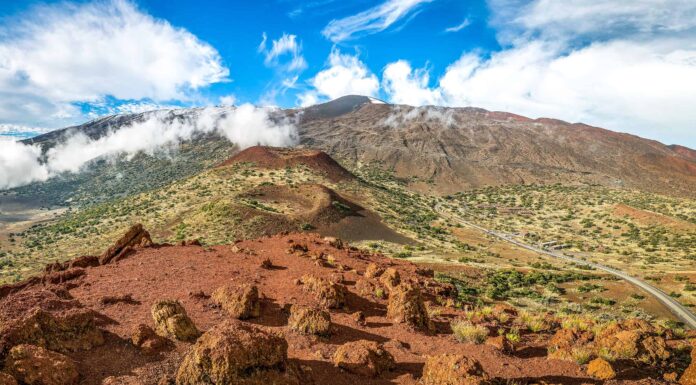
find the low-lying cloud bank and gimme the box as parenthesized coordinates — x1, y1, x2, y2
(0, 104, 297, 190)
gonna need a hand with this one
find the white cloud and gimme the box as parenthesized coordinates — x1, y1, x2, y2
(0, 0, 228, 128)
(322, 0, 433, 42)
(298, 49, 379, 106)
(382, 60, 443, 106)
(444, 18, 471, 33)
(0, 141, 48, 189)
(377, 0, 696, 146)
(0, 105, 298, 189)
(219, 95, 237, 106)
(260, 33, 307, 72)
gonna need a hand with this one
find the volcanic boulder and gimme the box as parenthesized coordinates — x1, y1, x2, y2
(587, 358, 616, 380)
(332, 340, 395, 378)
(0, 290, 104, 355)
(151, 300, 199, 342)
(386, 284, 431, 331)
(421, 354, 488, 385)
(176, 320, 302, 385)
(211, 284, 261, 319)
(100, 224, 153, 265)
(301, 275, 345, 309)
(3, 344, 79, 385)
(288, 305, 331, 336)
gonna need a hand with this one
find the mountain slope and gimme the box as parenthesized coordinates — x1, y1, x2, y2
(10, 95, 696, 200)
(298, 97, 696, 197)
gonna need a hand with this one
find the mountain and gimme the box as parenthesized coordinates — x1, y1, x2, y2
(17, 95, 696, 200)
(298, 96, 696, 197)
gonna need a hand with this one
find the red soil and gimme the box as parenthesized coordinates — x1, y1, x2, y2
(218, 146, 355, 182)
(0, 233, 677, 384)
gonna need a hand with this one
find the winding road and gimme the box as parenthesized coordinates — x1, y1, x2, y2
(435, 204, 696, 329)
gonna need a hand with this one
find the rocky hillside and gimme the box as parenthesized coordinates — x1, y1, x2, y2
(0, 228, 693, 384)
(297, 96, 696, 197)
(11, 96, 695, 207)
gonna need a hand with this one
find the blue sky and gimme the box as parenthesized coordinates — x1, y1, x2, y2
(0, 0, 695, 147)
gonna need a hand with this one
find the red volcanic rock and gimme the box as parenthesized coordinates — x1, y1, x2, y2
(100, 224, 153, 265)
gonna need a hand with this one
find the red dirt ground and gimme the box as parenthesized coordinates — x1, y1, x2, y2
(0, 233, 675, 384)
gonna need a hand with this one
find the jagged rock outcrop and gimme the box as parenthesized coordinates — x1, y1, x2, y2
(100, 224, 153, 265)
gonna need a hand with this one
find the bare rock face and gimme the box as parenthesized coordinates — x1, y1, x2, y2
(288, 305, 331, 336)
(100, 224, 153, 265)
(4, 344, 79, 385)
(587, 358, 616, 380)
(151, 300, 199, 342)
(386, 284, 431, 331)
(301, 275, 345, 309)
(131, 324, 168, 355)
(0, 373, 17, 385)
(332, 340, 395, 378)
(176, 320, 303, 385)
(421, 354, 488, 385)
(0, 290, 104, 356)
(211, 284, 261, 319)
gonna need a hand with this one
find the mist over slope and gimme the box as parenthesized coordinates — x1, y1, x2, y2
(5, 95, 696, 201)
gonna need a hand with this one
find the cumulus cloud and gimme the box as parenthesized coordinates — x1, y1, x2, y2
(0, 0, 228, 128)
(379, 0, 696, 146)
(382, 60, 443, 106)
(298, 49, 379, 106)
(0, 105, 298, 190)
(322, 0, 433, 42)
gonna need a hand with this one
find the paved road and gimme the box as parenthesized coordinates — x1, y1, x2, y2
(436, 205, 696, 329)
